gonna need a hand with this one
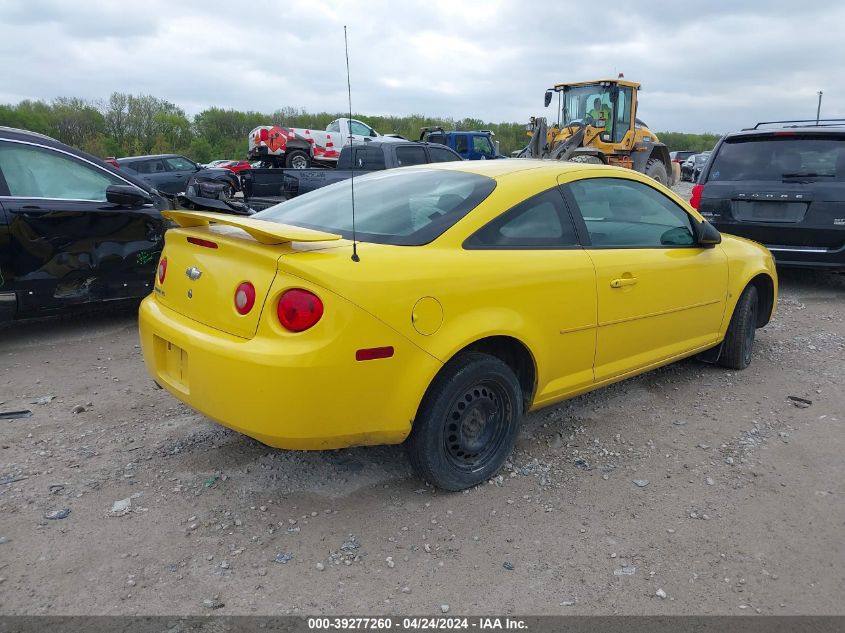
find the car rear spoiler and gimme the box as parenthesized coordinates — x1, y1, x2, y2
(163, 210, 342, 244)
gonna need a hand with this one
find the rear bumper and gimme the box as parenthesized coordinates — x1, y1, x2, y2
(710, 223, 845, 270)
(138, 295, 441, 449)
(762, 243, 845, 269)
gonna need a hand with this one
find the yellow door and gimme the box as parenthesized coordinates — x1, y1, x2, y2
(564, 175, 728, 382)
(588, 248, 727, 380)
(459, 187, 597, 404)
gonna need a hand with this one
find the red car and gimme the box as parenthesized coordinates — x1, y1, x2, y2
(217, 160, 252, 174)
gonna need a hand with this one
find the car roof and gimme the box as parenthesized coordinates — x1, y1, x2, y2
(416, 158, 629, 179)
(726, 126, 845, 140)
(0, 126, 156, 193)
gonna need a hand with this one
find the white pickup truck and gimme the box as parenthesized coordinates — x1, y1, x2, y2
(247, 117, 403, 168)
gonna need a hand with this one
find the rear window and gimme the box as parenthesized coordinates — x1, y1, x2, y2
(351, 147, 385, 170)
(708, 135, 845, 182)
(429, 146, 461, 163)
(395, 146, 428, 167)
(254, 169, 496, 246)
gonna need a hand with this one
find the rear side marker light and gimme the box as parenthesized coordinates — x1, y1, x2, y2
(277, 289, 323, 332)
(187, 237, 218, 249)
(234, 282, 256, 315)
(356, 346, 395, 361)
(157, 257, 167, 284)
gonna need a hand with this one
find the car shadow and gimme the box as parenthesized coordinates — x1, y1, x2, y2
(0, 301, 140, 349)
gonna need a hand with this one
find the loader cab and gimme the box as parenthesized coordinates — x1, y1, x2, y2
(547, 80, 637, 146)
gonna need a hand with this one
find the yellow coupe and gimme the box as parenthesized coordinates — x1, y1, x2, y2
(139, 161, 777, 490)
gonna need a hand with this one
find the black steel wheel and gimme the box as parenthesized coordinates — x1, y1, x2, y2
(406, 352, 522, 491)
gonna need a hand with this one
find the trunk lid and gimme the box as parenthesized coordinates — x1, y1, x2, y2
(155, 211, 341, 339)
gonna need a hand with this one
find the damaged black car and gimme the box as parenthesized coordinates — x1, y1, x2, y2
(0, 127, 171, 321)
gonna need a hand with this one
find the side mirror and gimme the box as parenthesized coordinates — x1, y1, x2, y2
(107, 184, 152, 207)
(544, 90, 553, 107)
(697, 220, 721, 247)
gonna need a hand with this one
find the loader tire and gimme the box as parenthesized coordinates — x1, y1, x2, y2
(644, 158, 669, 185)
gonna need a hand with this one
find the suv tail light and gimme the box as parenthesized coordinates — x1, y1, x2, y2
(259, 128, 269, 142)
(157, 257, 167, 284)
(277, 289, 323, 332)
(690, 184, 704, 210)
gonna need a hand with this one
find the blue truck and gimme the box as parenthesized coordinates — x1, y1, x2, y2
(419, 127, 507, 160)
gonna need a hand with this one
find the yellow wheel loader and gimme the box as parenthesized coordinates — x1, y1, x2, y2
(520, 78, 678, 185)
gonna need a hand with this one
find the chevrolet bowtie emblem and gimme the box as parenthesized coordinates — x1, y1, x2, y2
(185, 266, 202, 281)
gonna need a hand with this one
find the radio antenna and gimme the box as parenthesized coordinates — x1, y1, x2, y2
(344, 25, 360, 262)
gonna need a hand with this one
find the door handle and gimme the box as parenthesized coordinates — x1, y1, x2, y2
(610, 276, 638, 288)
(16, 206, 50, 216)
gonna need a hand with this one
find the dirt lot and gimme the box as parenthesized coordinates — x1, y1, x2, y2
(1, 190, 844, 615)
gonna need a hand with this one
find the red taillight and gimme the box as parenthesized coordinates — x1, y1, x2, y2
(690, 184, 704, 210)
(277, 289, 323, 332)
(234, 282, 256, 315)
(259, 128, 269, 142)
(187, 236, 218, 249)
(356, 346, 394, 361)
(157, 257, 167, 284)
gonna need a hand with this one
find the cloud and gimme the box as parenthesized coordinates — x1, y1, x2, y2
(0, 0, 841, 133)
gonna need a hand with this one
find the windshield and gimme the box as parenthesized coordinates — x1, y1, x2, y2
(558, 84, 612, 127)
(708, 136, 845, 181)
(254, 169, 497, 246)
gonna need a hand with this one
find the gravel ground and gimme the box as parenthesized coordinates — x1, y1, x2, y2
(1, 189, 843, 615)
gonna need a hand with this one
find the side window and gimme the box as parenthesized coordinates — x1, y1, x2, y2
(350, 121, 373, 136)
(165, 156, 196, 171)
(472, 136, 494, 156)
(327, 120, 341, 133)
(455, 136, 468, 154)
(428, 134, 447, 145)
(465, 188, 579, 249)
(568, 177, 696, 247)
(134, 159, 166, 174)
(0, 141, 122, 201)
(353, 148, 385, 170)
(428, 146, 460, 163)
(395, 146, 428, 167)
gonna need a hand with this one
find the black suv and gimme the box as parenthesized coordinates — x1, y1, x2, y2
(692, 120, 845, 269)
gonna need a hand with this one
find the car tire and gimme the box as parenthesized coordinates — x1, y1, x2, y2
(285, 150, 311, 169)
(405, 352, 523, 491)
(645, 158, 669, 185)
(719, 285, 759, 370)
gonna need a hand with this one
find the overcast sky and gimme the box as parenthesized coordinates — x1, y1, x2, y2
(0, 0, 841, 134)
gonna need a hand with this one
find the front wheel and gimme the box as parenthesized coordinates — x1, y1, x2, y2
(719, 285, 759, 369)
(405, 352, 523, 491)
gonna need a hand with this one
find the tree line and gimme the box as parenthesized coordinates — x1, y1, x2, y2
(0, 93, 721, 161)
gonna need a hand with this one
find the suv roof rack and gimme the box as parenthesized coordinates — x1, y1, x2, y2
(749, 118, 845, 130)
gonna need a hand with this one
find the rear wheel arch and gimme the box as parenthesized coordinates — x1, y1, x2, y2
(434, 335, 537, 412)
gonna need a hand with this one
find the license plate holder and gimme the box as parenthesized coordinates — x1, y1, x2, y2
(155, 336, 189, 392)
